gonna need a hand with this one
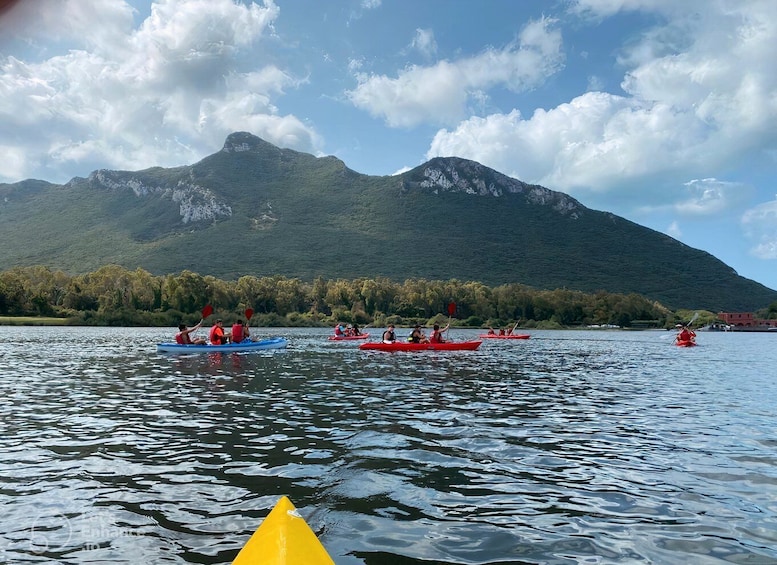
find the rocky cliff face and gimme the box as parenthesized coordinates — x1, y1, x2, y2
(404, 156, 584, 218)
(78, 169, 232, 224)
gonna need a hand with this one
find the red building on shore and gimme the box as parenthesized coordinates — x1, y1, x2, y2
(717, 312, 777, 329)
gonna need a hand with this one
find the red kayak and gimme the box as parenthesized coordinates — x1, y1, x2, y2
(328, 333, 370, 341)
(478, 333, 530, 339)
(359, 340, 482, 351)
(675, 339, 697, 347)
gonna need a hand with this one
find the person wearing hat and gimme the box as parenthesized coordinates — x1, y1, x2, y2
(408, 324, 428, 344)
(676, 324, 695, 344)
(382, 324, 396, 344)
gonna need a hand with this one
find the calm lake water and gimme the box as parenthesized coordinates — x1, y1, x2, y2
(1, 326, 776, 564)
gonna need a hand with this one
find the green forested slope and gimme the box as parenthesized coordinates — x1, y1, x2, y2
(0, 132, 774, 311)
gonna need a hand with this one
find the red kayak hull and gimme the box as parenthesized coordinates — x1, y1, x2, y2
(328, 333, 370, 341)
(359, 340, 482, 351)
(675, 339, 697, 347)
(478, 334, 530, 339)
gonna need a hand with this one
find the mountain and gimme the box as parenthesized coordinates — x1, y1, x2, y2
(1, 132, 775, 311)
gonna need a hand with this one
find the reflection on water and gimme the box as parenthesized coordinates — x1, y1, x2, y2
(1, 327, 776, 564)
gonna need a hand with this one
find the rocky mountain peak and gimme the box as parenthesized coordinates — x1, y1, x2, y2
(403, 156, 584, 218)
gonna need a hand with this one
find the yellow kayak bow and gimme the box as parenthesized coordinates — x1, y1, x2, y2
(233, 496, 335, 565)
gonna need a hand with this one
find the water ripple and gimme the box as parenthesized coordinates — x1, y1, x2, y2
(1, 327, 776, 563)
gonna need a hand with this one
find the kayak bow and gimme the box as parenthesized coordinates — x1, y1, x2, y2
(233, 496, 334, 565)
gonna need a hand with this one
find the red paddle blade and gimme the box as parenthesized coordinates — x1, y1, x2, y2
(202, 304, 213, 319)
(447, 302, 456, 317)
(245, 308, 254, 321)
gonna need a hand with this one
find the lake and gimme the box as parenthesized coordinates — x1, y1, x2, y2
(1, 326, 775, 564)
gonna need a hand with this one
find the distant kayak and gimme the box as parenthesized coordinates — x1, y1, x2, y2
(675, 339, 697, 347)
(328, 333, 370, 341)
(233, 495, 334, 565)
(478, 333, 530, 340)
(359, 340, 482, 351)
(156, 337, 287, 353)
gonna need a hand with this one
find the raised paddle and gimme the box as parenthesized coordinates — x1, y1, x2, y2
(243, 308, 255, 341)
(446, 302, 456, 338)
(202, 304, 213, 320)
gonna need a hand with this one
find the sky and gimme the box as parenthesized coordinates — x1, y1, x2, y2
(1, 0, 776, 293)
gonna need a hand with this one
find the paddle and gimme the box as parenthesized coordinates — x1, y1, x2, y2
(673, 311, 699, 343)
(685, 311, 699, 342)
(244, 308, 254, 342)
(446, 302, 456, 339)
(185, 304, 211, 344)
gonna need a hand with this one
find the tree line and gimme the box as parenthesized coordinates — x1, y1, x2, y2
(0, 264, 749, 329)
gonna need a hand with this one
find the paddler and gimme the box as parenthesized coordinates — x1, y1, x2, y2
(209, 319, 231, 345)
(382, 324, 396, 343)
(176, 320, 207, 345)
(676, 324, 695, 343)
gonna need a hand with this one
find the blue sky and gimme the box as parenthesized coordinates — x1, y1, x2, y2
(1, 0, 776, 293)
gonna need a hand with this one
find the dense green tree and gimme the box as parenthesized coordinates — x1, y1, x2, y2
(0, 265, 700, 328)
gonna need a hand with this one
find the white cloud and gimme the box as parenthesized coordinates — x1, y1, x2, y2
(346, 17, 563, 128)
(425, 0, 777, 206)
(569, 0, 688, 20)
(742, 196, 777, 259)
(666, 220, 682, 239)
(0, 0, 135, 51)
(674, 178, 746, 216)
(0, 0, 323, 183)
(411, 28, 437, 59)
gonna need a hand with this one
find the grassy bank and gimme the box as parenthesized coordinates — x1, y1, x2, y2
(0, 316, 70, 326)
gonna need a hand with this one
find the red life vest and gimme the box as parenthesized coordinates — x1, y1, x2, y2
(210, 325, 226, 345)
(231, 323, 244, 343)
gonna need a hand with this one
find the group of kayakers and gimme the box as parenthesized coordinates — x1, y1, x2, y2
(333, 323, 362, 337)
(382, 322, 450, 344)
(486, 325, 519, 336)
(176, 317, 252, 345)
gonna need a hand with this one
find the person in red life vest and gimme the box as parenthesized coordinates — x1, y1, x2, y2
(176, 320, 207, 345)
(334, 323, 345, 337)
(676, 324, 695, 343)
(209, 319, 231, 345)
(429, 322, 450, 343)
(231, 319, 245, 343)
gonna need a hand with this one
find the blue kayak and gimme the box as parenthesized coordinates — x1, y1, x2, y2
(156, 337, 287, 353)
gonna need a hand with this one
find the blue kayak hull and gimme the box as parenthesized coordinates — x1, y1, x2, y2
(157, 337, 287, 353)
